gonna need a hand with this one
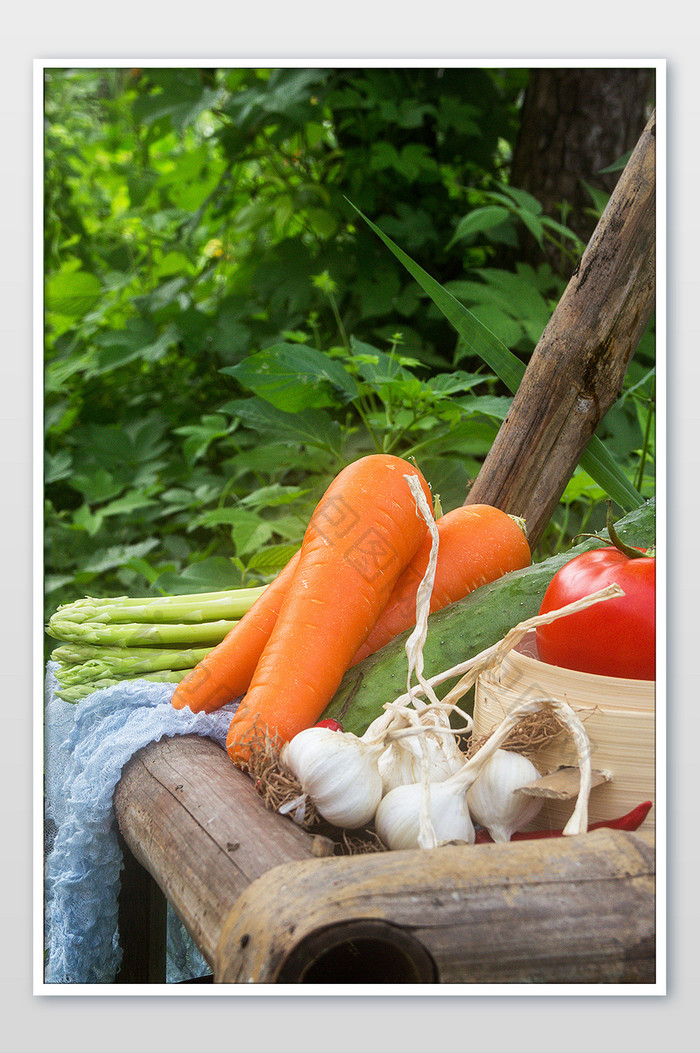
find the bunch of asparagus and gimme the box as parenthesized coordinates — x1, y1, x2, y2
(47, 585, 267, 703)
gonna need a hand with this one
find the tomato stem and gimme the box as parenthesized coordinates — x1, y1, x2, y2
(605, 500, 649, 559)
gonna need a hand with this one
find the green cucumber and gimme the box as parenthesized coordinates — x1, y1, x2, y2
(320, 498, 656, 736)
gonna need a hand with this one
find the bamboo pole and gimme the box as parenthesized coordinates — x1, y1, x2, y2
(215, 827, 655, 984)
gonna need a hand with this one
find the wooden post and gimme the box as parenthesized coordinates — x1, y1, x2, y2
(115, 829, 168, 984)
(465, 111, 656, 547)
(113, 734, 334, 972)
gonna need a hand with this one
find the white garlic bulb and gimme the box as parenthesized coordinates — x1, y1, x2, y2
(466, 748, 543, 842)
(374, 779, 475, 850)
(378, 727, 465, 794)
(377, 740, 419, 795)
(280, 726, 384, 829)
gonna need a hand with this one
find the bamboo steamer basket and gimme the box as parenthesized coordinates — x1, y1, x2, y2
(473, 630, 655, 832)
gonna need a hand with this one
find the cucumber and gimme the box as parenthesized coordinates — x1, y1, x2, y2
(320, 498, 656, 736)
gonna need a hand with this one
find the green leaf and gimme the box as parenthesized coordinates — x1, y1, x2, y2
(175, 415, 232, 465)
(306, 208, 339, 239)
(576, 440, 646, 510)
(80, 539, 160, 576)
(188, 506, 250, 530)
(349, 338, 409, 383)
(45, 450, 73, 485)
(458, 394, 513, 420)
(348, 203, 527, 392)
(245, 543, 301, 576)
(447, 206, 511, 248)
(93, 317, 159, 373)
(515, 208, 545, 247)
(239, 484, 311, 509)
(456, 304, 525, 351)
(153, 557, 245, 595)
(72, 503, 103, 537)
(222, 343, 359, 411)
(598, 151, 632, 174)
(98, 490, 159, 519)
(494, 185, 543, 215)
(68, 467, 123, 503)
(425, 371, 489, 397)
(230, 511, 275, 557)
(540, 215, 586, 244)
(349, 201, 644, 511)
(46, 270, 102, 319)
(221, 397, 342, 453)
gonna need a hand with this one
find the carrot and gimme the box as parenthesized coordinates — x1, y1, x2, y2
(170, 549, 301, 713)
(172, 503, 529, 715)
(225, 454, 433, 765)
(350, 504, 531, 665)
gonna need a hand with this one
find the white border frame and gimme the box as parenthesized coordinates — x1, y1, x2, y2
(34, 57, 667, 998)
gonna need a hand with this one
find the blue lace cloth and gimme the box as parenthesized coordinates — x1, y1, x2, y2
(43, 663, 239, 984)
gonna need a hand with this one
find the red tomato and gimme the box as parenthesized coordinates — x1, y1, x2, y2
(535, 547, 655, 681)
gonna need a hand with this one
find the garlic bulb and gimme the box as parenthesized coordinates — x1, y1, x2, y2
(378, 724, 465, 794)
(280, 726, 384, 828)
(466, 748, 543, 842)
(374, 779, 475, 850)
(377, 740, 419, 795)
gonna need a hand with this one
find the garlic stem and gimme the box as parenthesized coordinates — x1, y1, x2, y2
(402, 474, 443, 712)
(364, 484, 610, 845)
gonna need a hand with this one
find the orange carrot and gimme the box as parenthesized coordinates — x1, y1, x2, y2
(350, 504, 531, 665)
(225, 454, 433, 765)
(170, 550, 301, 713)
(172, 503, 529, 716)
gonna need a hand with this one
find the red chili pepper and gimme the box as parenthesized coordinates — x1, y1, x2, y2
(474, 801, 653, 843)
(314, 718, 343, 732)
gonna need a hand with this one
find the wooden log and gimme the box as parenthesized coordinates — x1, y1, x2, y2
(113, 734, 334, 970)
(465, 111, 656, 546)
(215, 828, 655, 984)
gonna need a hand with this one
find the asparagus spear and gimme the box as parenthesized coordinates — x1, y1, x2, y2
(47, 618, 239, 647)
(50, 643, 212, 667)
(55, 669, 188, 704)
(52, 646, 212, 686)
(51, 584, 267, 625)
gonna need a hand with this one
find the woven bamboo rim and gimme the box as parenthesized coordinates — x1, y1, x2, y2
(474, 633, 655, 832)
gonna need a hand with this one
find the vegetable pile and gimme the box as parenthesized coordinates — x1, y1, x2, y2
(251, 475, 651, 851)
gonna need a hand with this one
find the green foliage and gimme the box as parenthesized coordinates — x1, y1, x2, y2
(44, 66, 655, 621)
(350, 202, 648, 517)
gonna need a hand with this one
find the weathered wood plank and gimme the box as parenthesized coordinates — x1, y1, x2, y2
(465, 111, 656, 545)
(215, 828, 655, 984)
(113, 734, 334, 970)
